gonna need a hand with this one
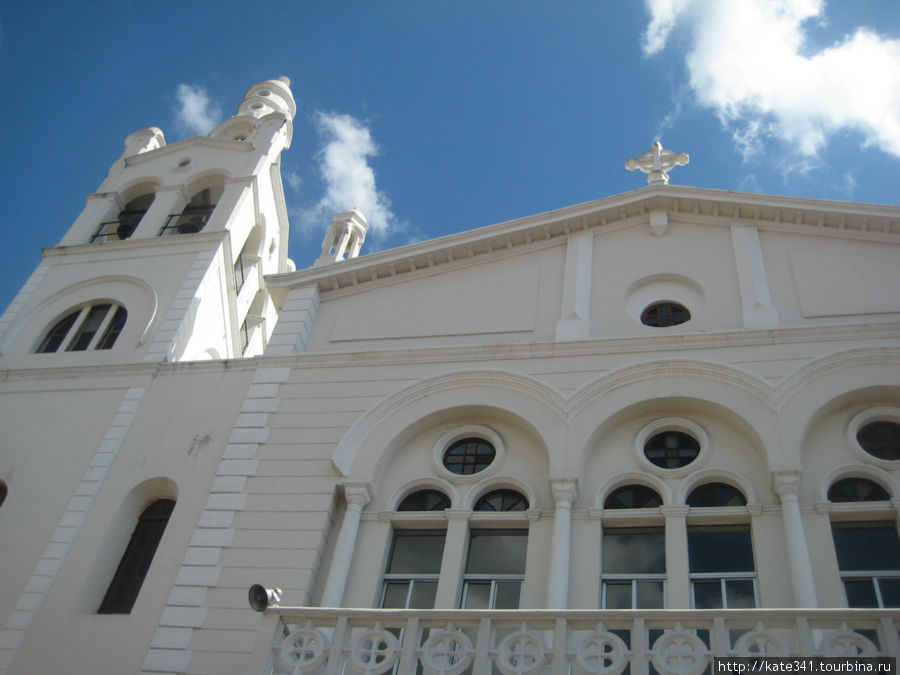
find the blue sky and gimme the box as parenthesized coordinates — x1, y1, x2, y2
(1, 1, 898, 313)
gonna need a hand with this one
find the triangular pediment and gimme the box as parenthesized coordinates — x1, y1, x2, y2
(269, 185, 900, 299)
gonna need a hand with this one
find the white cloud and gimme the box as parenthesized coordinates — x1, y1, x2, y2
(642, 0, 900, 159)
(173, 84, 223, 137)
(286, 171, 302, 191)
(303, 111, 397, 236)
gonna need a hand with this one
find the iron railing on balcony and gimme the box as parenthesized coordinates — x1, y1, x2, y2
(267, 607, 900, 674)
(89, 210, 147, 242)
(158, 205, 216, 236)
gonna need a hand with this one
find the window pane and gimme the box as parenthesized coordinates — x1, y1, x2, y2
(832, 524, 900, 571)
(843, 579, 879, 608)
(693, 581, 723, 609)
(98, 499, 174, 614)
(410, 581, 438, 609)
(878, 578, 900, 608)
(382, 582, 410, 608)
(688, 527, 754, 573)
(397, 489, 450, 511)
(67, 304, 110, 351)
(603, 530, 665, 574)
(494, 581, 521, 609)
(636, 580, 665, 609)
(387, 533, 445, 574)
(97, 306, 127, 350)
(604, 582, 633, 609)
(725, 579, 756, 608)
(37, 310, 80, 353)
(466, 530, 527, 575)
(463, 582, 491, 609)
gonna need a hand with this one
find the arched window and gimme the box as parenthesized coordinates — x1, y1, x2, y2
(604, 485, 662, 509)
(98, 499, 174, 614)
(36, 303, 127, 353)
(160, 184, 224, 236)
(687, 483, 747, 507)
(91, 193, 155, 242)
(828, 478, 890, 503)
(474, 489, 528, 512)
(397, 489, 450, 511)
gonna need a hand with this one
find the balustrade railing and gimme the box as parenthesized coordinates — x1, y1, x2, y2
(268, 607, 899, 674)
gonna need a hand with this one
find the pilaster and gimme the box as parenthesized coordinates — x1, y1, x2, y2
(555, 232, 593, 341)
(730, 223, 779, 329)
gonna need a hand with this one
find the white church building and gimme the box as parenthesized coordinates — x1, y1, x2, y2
(0, 78, 898, 674)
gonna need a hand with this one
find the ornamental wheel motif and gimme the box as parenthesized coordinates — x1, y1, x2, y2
(494, 630, 547, 675)
(279, 626, 330, 672)
(349, 628, 400, 674)
(574, 629, 629, 675)
(650, 628, 708, 675)
(421, 628, 474, 675)
(821, 626, 877, 657)
(733, 626, 788, 657)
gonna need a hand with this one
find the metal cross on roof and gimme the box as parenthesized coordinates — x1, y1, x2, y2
(626, 141, 690, 186)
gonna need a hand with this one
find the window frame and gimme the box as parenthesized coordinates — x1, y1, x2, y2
(600, 526, 667, 609)
(641, 301, 691, 327)
(830, 521, 900, 609)
(460, 529, 528, 610)
(98, 498, 175, 614)
(686, 524, 758, 610)
(380, 530, 446, 610)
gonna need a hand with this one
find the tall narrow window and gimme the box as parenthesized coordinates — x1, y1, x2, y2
(381, 531, 445, 609)
(688, 525, 757, 608)
(602, 528, 666, 608)
(461, 530, 527, 609)
(98, 499, 175, 614)
(831, 523, 900, 608)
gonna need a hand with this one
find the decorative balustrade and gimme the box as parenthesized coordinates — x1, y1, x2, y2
(267, 607, 899, 674)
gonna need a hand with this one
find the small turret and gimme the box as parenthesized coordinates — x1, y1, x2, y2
(314, 209, 369, 266)
(209, 76, 296, 147)
(122, 127, 166, 158)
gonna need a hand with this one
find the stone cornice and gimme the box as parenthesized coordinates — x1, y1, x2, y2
(266, 185, 900, 299)
(2, 323, 898, 384)
(42, 229, 228, 259)
(123, 135, 254, 166)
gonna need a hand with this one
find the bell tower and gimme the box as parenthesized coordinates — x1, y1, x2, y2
(0, 78, 297, 365)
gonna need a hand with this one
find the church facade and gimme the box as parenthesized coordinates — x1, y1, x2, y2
(0, 78, 898, 674)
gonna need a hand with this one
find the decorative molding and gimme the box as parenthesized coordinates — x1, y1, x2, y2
(265, 185, 900, 298)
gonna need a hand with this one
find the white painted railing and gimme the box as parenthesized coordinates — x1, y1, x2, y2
(267, 607, 900, 674)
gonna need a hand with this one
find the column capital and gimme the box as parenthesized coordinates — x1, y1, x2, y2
(445, 509, 473, 521)
(660, 506, 690, 518)
(342, 482, 371, 508)
(773, 470, 802, 498)
(550, 479, 579, 506)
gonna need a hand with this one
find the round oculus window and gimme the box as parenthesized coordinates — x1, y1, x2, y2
(641, 302, 690, 327)
(644, 431, 700, 469)
(856, 421, 900, 461)
(442, 437, 496, 475)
